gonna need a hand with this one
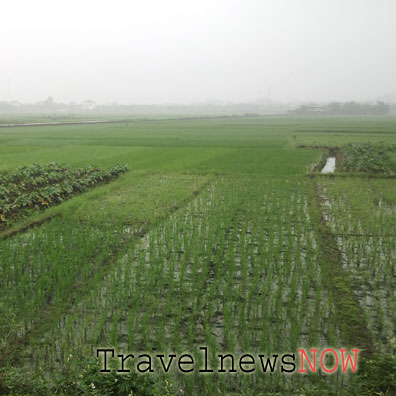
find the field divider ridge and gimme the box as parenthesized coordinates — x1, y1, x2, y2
(310, 180, 375, 359)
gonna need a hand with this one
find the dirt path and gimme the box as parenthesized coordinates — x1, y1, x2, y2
(0, 119, 130, 128)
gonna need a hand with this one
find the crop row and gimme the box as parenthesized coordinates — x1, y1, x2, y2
(0, 163, 108, 201)
(0, 162, 69, 185)
(0, 164, 129, 224)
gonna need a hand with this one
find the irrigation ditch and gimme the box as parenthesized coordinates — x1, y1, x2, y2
(298, 144, 341, 174)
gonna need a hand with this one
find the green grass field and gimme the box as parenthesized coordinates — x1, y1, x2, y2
(0, 115, 395, 395)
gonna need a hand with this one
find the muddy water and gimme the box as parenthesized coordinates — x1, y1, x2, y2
(321, 157, 336, 173)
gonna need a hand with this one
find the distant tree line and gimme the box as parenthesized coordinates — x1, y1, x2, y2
(1, 97, 393, 116)
(290, 101, 390, 115)
(0, 97, 290, 115)
(0, 96, 96, 113)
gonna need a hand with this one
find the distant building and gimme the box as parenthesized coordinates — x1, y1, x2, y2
(288, 105, 328, 115)
(80, 100, 96, 111)
(304, 105, 327, 112)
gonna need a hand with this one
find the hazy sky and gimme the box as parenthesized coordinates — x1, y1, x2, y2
(1, 0, 396, 104)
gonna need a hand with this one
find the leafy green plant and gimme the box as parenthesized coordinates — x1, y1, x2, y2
(57, 358, 165, 396)
(341, 142, 396, 174)
(349, 341, 396, 395)
(0, 358, 170, 396)
(0, 163, 129, 226)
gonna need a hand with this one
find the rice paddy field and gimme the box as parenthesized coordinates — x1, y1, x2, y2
(0, 115, 395, 395)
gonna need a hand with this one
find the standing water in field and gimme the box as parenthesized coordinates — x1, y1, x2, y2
(321, 157, 336, 174)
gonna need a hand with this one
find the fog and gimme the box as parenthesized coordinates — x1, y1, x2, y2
(1, 0, 396, 105)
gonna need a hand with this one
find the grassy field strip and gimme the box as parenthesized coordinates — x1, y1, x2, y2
(0, 145, 234, 173)
(0, 212, 61, 241)
(188, 147, 320, 176)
